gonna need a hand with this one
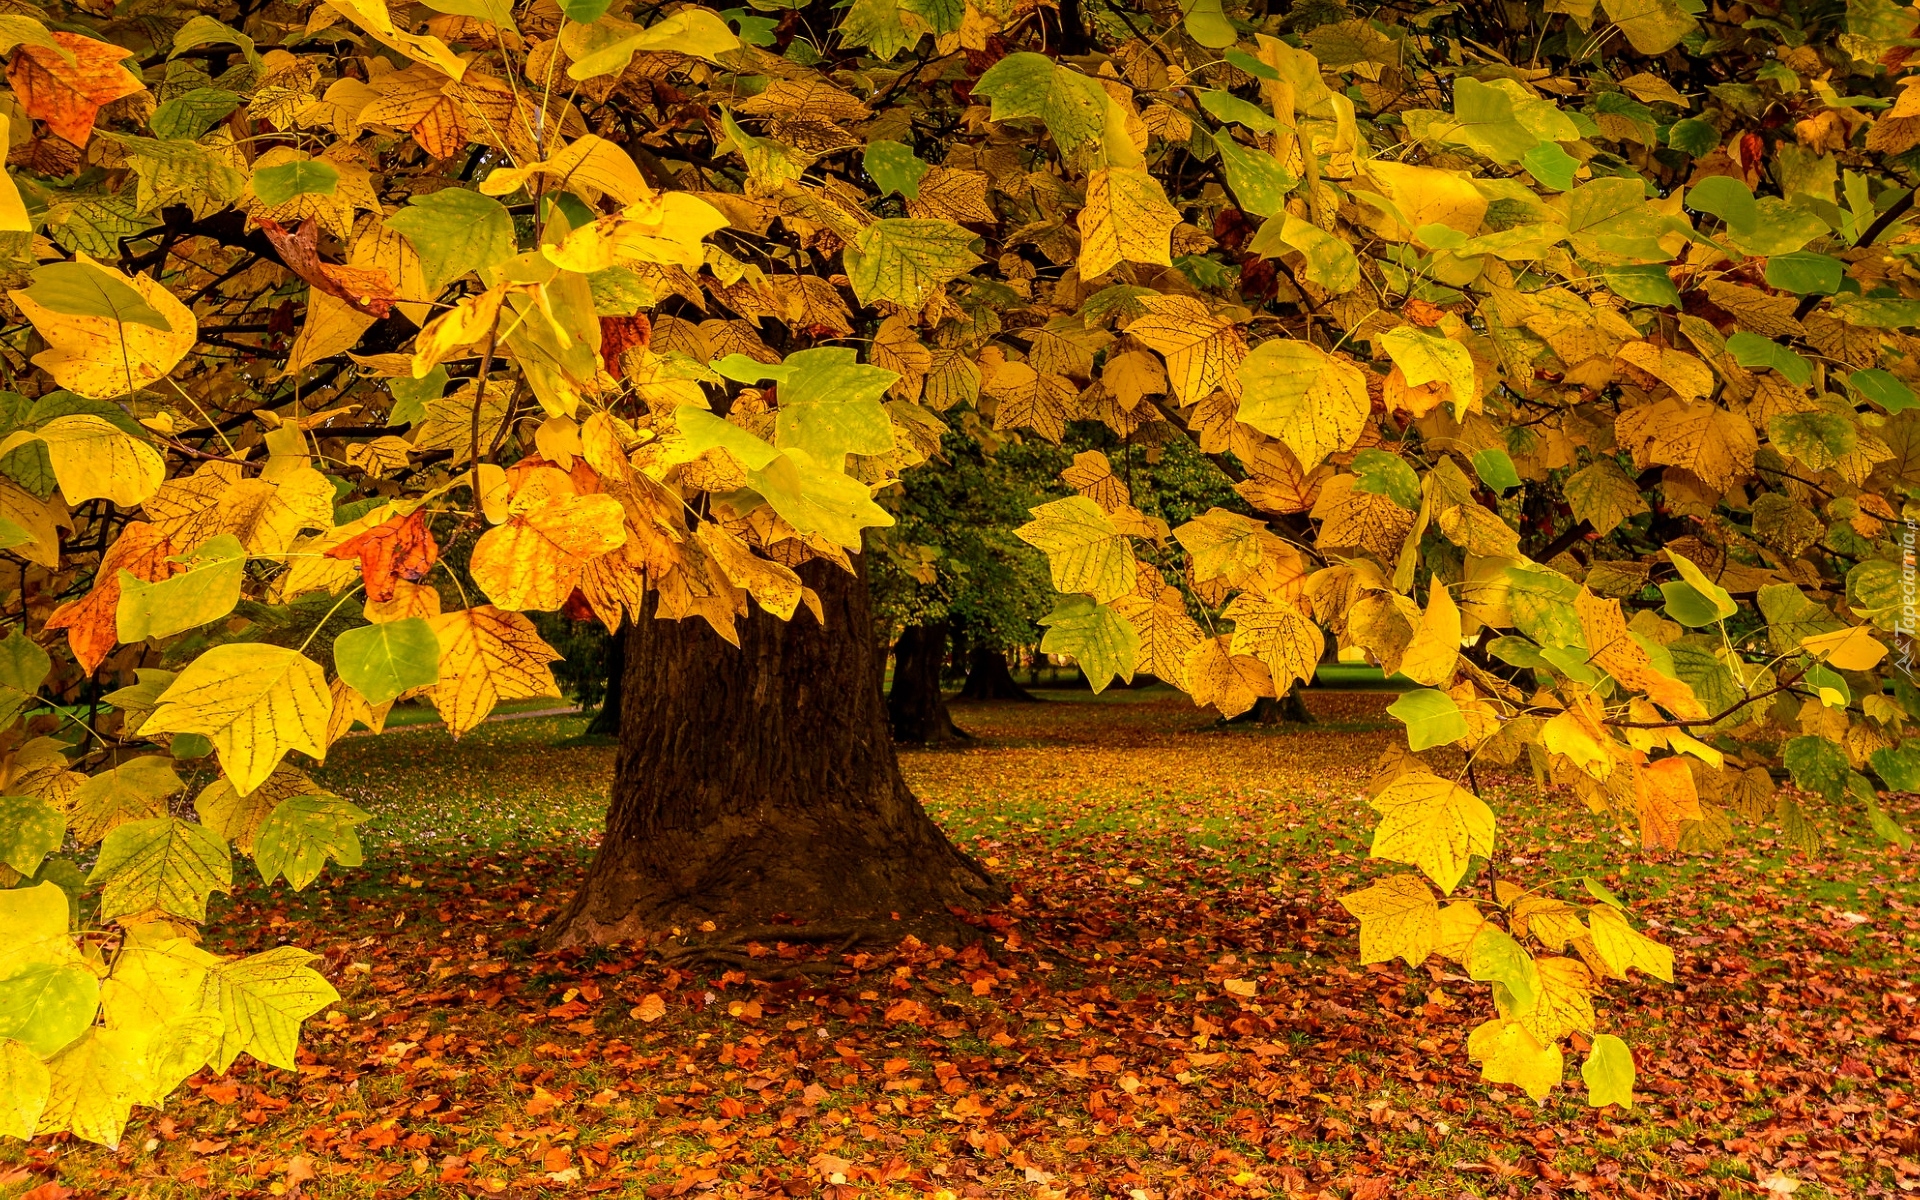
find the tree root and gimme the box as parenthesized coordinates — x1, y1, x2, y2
(647, 921, 900, 980)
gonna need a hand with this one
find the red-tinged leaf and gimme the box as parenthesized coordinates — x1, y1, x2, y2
(326, 511, 439, 602)
(600, 314, 651, 360)
(7, 33, 144, 146)
(260, 219, 397, 318)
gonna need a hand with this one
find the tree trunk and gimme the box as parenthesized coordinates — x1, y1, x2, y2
(548, 559, 1004, 950)
(1231, 690, 1317, 726)
(583, 620, 625, 738)
(958, 645, 1038, 701)
(888, 622, 969, 744)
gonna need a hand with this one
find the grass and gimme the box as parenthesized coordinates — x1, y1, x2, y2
(5, 687, 1915, 1199)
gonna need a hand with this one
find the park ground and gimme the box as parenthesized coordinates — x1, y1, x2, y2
(3, 688, 1917, 1199)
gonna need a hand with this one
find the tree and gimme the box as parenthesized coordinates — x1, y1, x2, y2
(1, 0, 1917, 1147)
(549, 560, 1001, 947)
(886, 619, 969, 742)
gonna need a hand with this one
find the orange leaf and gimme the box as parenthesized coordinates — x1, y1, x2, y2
(45, 521, 178, 675)
(326, 511, 439, 603)
(6, 33, 145, 147)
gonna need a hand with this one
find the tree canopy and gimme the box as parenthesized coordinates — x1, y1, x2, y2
(0, 0, 1915, 1148)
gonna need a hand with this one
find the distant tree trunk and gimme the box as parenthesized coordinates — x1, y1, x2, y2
(1233, 690, 1317, 725)
(583, 621, 625, 738)
(888, 622, 969, 744)
(958, 645, 1038, 701)
(548, 559, 1003, 949)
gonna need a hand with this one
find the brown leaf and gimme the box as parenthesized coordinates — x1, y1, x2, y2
(260, 219, 397, 318)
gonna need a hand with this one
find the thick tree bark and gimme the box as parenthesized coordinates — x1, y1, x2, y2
(888, 622, 969, 744)
(548, 559, 1005, 950)
(583, 620, 625, 738)
(958, 645, 1038, 701)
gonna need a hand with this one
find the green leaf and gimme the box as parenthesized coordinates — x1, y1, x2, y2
(559, 0, 611, 19)
(1686, 175, 1758, 236)
(1215, 137, 1296, 218)
(333, 618, 440, 706)
(1506, 565, 1585, 650)
(249, 160, 339, 206)
(1659, 548, 1736, 626)
(115, 533, 247, 643)
(678, 406, 779, 470)
(1582, 876, 1626, 908)
(1180, 0, 1238, 46)
(19, 260, 170, 331)
(89, 817, 233, 924)
(1765, 251, 1844, 295)
(1488, 635, 1550, 669)
(1846, 368, 1918, 414)
(1582, 1034, 1636, 1108)
(253, 795, 371, 891)
(1666, 117, 1718, 156)
(1387, 688, 1469, 751)
(1870, 740, 1920, 791)
(844, 219, 982, 310)
(0, 631, 49, 726)
(863, 140, 929, 199)
(772, 347, 898, 467)
(208, 947, 339, 1072)
(1521, 143, 1578, 191)
(1466, 925, 1538, 1010)
(972, 53, 1108, 151)
(385, 189, 519, 294)
(1038, 596, 1138, 693)
(1783, 735, 1850, 802)
(1471, 448, 1521, 492)
(1725, 331, 1811, 386)
(1601, 265, 1680, 307)
(1769, 410, 1857, 470)
(1350, 449, 1422, 510)
(1198, 90, 1276, 133)
(746, 452, 894, 550)
(388, 367, 448, 425)
(148, 88, 241, 141)
(0, 794, 65, 877)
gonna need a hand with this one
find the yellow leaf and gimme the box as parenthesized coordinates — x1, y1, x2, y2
(9, 258, 196, 399)
(1015, 496, 1138, 604)
(1380, 325, 1477, 416)
(0, 415, 164, 507)
(1183, 634, 1273, 719)
(141, 646, 332, 796)
(1077, 167, 1179, 278)
(695, 523, 803, 621)
(1586, 904, 1674, 982)
(1471, 1018, 1563, 1102)
(1501, 957, 1597, 1043)
(469, 469, 628, 611)
(1235, 341, 1370, 469)
(1436, 900, 1492, 962)
(1361, 160, 1489, 241)
(427, 606, 563, 738)
(1617, 342, 1713, 404)
(321, 0, 467, 79)
(480, 134, 651, 207)
(1339, 873, 1439, 967)
(1799, 626, 1887, 671)
(1368, 770, 1495, 894)
(1398, 584, 1461, 687)
(1110, 567, 1204, 690)
(1125, 295, 1246, 406)
(1223, 593, 1322, 693)
(542, 193, 731, 274)
(0, 113, 30, 233)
